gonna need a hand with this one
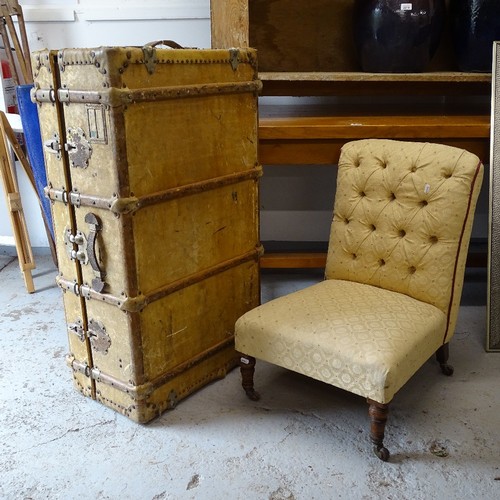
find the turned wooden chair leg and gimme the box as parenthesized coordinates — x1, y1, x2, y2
(367, 399, 390, 461)
(436, 343, 454, 376)
(240, 355, 260, 401)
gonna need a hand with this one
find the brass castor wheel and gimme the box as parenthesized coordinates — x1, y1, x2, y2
(374, 445, 390, 462)
(440, 363, 454, 376)
(244, 388, 260, 401)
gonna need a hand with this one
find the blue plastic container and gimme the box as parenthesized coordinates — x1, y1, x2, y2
(16, 83, 54, 240)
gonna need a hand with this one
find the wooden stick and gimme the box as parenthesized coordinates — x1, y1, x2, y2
(0, 14, 19, 85)
(14, 8, 32, 81)
(3, 10, 30, 83)
(0, 110, 35, 292)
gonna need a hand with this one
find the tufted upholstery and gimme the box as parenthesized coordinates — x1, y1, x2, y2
(326, 139, 483, 343)
(235, 140, 483, 413)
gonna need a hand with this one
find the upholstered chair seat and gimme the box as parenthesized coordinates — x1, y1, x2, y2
(235, 139, 483, 461)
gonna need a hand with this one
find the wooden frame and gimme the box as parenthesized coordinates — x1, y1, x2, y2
(0, 0, 32, 85)
(487, 42, 500, 352)
(0, 111, 35, 292)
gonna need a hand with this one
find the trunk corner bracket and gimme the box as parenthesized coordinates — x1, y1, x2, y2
(168, 390, 178, 409)
(229, 49, 240, 71)
(143, 45, 156, 75)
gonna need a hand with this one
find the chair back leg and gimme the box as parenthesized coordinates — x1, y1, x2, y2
(436, 343, 454, 376)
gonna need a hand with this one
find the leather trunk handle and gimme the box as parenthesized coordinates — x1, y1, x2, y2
(145, 40, 184, 49)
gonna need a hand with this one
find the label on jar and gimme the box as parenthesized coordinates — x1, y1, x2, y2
(401, 3, 413, 10)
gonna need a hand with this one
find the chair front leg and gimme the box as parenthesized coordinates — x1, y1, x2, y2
(436, 343, 454, 376)
(367, 399, 390, 461)
(240, 355, 260, 401)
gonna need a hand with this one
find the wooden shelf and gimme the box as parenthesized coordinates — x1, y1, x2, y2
(261, 71, 492, 83)
(260, 250, 487, 269)
(259, 103, 491, 165)
(260, 252, 327, 269)
(259, 72, 492, 96)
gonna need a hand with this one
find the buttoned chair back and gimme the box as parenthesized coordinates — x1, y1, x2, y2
(327, 139, 481, 342)
(235, 139, 483, 460)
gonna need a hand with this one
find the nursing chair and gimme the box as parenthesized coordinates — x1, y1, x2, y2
(235, 139, 483, 461)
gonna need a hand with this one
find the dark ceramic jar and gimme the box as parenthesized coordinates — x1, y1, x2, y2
(451, 0, 500, 72)
(353, 0, 446, 72)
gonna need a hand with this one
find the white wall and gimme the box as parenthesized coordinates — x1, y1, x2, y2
(21, 0, 211, 52)
(0, 0, 211, 251)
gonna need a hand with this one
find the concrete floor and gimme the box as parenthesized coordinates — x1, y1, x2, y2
(1, 253, 499, 499)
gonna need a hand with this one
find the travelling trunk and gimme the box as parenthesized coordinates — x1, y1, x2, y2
(32, 44, 262, 423)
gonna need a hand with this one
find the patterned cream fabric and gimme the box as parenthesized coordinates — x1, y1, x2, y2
(236, 139, 483, 404)
(235, 279, 446, 403)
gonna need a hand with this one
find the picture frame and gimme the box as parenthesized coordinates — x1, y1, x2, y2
(487, 41, 500, 352)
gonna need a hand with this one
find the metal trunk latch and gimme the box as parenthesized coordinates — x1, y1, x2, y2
(88, 319, 112, 354)
(43, 133, 61, 159)
(67, 318, 111, 354)
(64, 228, 88, 264)
(65, 127, 92, 168)
(67, 319, 85, 342)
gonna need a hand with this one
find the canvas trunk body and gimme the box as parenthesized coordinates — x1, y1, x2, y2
(32, 45, 261, 423)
